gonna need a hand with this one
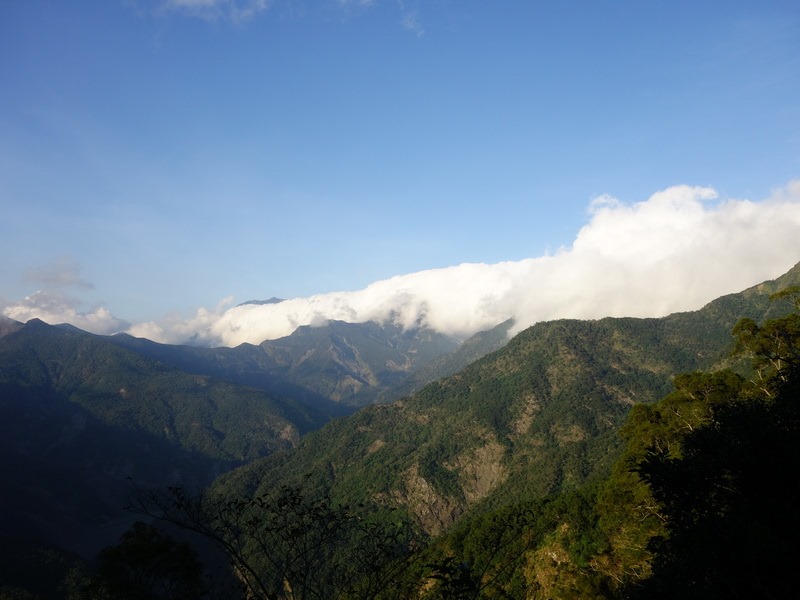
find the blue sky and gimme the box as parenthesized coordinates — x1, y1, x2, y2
(2, 1, 800, 342)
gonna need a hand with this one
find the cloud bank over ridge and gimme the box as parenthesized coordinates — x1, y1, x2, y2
(5, 182, 800, 347)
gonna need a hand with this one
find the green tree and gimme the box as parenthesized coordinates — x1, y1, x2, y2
(635, 385, 800, 598)
(592, 370, 744, 590)
(128, 483, 421, 600)
(632, 297, 800, 599)
(732, 285, 800, 395)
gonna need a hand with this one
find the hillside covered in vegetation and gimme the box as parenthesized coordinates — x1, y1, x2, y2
(2, 264, 799, 598)
(130, 277, 800, 599)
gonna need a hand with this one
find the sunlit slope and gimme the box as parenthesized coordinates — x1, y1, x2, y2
(217, 262, 800, 535)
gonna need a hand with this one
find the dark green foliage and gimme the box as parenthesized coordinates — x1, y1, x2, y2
(425, 556, 480, 599)
(415, 486, 610, 599)
(635, 390, 800, 598)
(0, 541, 81, 600)
(129, 483, 422, 600)
(0, 588, 42, 600)
(627, 295, 800, 599)
(589, 284, 800, 598)
(592, 370, 749, 590)
(0, 320, 324, 464)
(95, 522, 207, 600)
(732, 285, 800, 396)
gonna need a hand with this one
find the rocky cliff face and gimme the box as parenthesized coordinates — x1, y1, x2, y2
(392, 464, 465, 536)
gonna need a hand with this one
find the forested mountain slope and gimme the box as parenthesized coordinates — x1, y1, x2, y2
(4, 265, 799, 599)
(217, 262, 800, 535)
(0, 319, 325, 556)
(80, 272, 800, 600)
(376, 318, 516, 403)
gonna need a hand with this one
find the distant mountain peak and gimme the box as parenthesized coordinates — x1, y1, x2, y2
(22, 317, 49, 329)
(238, 297, 285, 306)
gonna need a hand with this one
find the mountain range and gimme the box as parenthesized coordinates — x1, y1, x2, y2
(0, 318, 332, 557)
(105, 319, 463, 410)
(1, 262, 798, 596)
(213, 262, 800, 535)
(0, 309, 513, 562)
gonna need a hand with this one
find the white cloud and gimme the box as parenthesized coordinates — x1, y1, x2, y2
(126, 297, 234, 344)
(2, 290, 130, 335)
(6, 182, 800, 347)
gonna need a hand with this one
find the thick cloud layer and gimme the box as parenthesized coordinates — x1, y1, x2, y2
(5, 183, 800, 346)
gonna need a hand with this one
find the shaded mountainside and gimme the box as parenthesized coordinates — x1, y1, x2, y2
(0, 319, 325, 556)
(216, 263, 800, 536)
(105, 333, 353, 418)
(108, 320, 461, 410)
